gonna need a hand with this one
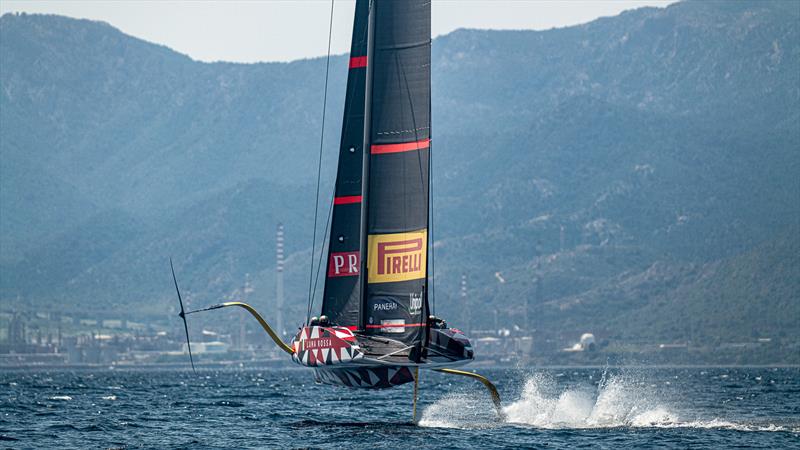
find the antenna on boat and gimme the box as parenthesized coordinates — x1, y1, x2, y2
(170, 257, 195, 373)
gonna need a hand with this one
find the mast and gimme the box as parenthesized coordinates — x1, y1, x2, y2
(358, 0, 376, 331)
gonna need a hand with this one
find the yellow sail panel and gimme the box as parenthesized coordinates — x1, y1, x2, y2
(367, 229, 427, 283)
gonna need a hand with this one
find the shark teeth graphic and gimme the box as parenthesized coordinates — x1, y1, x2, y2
(321, 347, 330, 363)
(368, 370, 379, 385)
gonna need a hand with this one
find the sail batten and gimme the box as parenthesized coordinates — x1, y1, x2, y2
(371, 138, 430, 154)
(349, 56, 368, 68)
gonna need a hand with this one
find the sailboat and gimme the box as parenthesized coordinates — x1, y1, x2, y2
(170, 0, 501, 420)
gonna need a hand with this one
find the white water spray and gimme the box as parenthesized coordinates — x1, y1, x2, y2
(419, 371, 797, 432)
(501, 371, 676, 428)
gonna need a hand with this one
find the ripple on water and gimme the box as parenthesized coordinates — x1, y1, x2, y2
(46, 424, 104, 432)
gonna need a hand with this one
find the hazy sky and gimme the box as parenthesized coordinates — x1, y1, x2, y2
(1, 1, 677, 63)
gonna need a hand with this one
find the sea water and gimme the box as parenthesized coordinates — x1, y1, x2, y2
(1, 367, 798, 448)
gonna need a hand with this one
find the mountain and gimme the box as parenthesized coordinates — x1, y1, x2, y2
(537, 229, 800, 342)
(0, 1, 798, 357)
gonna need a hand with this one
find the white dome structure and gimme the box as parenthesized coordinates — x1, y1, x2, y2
(580, 333, 596, 351)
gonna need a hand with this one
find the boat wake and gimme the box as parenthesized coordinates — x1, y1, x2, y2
(419, 372, 797, 433)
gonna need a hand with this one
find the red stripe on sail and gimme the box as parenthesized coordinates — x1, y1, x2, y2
(370, 138, 430, 154)
(365, 323, 427, 329)
(334, 195, 362, 205)
(349, 56, 367, 68)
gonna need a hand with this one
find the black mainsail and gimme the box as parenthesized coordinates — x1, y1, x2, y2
(322, 0, 431, 348)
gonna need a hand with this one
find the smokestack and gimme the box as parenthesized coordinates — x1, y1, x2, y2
(276, 223, 285, 337)
(239, 274, 251, 351)
(461, 274, 469, 335)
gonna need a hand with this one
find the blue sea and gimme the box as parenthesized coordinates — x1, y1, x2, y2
(1, 366, 798, 449)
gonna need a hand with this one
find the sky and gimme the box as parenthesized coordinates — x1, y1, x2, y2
(1, 1, 677, 63)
